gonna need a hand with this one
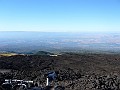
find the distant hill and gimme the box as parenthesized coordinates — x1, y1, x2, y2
(35, 51, 54, 56)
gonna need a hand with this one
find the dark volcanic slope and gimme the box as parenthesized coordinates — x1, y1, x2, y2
(0, 53, 120, 90)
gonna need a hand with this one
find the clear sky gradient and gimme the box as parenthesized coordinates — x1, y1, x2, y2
(0, 0, 120, 32)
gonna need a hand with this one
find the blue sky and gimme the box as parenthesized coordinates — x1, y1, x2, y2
(0, 0, 120, 32)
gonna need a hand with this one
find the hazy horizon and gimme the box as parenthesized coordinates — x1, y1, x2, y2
(0, 32, 120, 54)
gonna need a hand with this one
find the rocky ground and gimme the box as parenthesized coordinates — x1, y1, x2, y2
(0, 53, 120, 90)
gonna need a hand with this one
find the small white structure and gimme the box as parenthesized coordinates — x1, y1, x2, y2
(46, 78, 50, 86)
(50, 55, 58, 57)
